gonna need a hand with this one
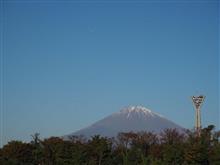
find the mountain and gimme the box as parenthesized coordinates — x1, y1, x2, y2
(66, 106, 183, 138)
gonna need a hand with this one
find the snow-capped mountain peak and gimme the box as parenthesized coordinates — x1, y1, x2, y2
(65, 105, 183, 138)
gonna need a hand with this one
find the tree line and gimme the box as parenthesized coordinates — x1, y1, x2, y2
(0, 125, 220, 165)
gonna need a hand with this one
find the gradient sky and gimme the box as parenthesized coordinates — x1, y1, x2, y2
(1, 0, 219, 146)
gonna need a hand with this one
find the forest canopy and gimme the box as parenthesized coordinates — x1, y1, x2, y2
(0, 125, 220, 165)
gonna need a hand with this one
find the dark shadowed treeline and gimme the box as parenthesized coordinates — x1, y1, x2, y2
(0, 125, 220, 165)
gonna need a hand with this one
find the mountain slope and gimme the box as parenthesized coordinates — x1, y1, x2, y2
(67, 106, 183, 138)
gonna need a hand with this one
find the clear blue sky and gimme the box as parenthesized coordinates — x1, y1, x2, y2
(1, 0, 219, 146)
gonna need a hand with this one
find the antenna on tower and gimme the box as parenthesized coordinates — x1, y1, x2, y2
(191, 95, 205, 137)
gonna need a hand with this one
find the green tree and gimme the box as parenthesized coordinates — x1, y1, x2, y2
(86, 135, 113, 165)
(0, 141, 34, 165)
(160, 129, 186, 165)
(184, 125, 216, 165)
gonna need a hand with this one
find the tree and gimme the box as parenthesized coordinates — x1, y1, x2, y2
(87, 135, 113, 165)
(0, 141, 34, 164)
(116, 132, 138, 165)
(160, 129, 186, 164)
(184, 125, 216, 165)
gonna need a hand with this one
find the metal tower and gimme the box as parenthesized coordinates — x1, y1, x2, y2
(191, 95, 205, 136)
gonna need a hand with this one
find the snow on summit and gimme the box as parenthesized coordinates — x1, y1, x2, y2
(118, 106, 161, 119)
